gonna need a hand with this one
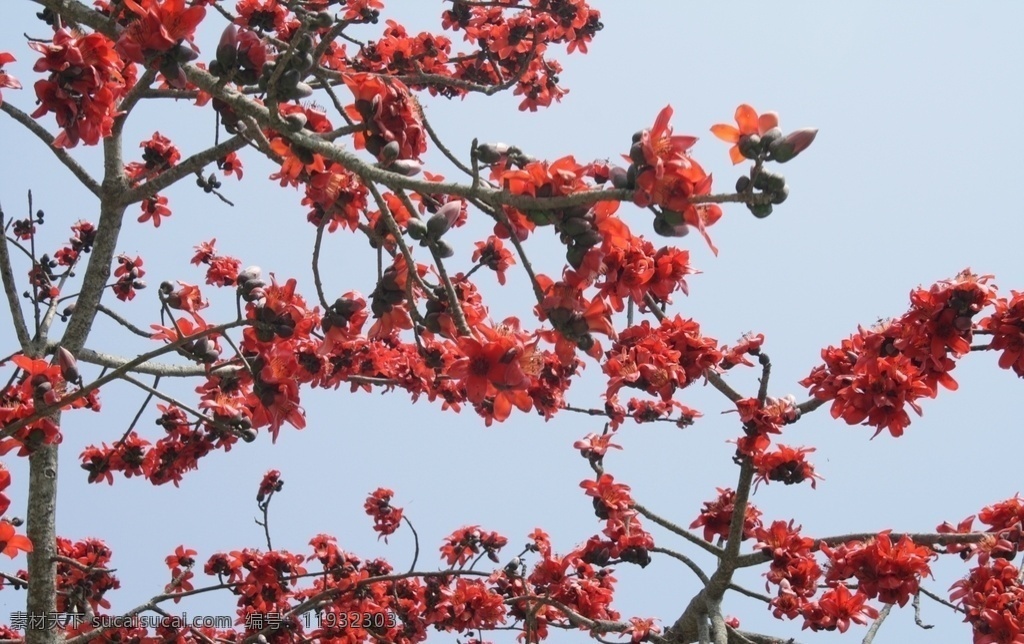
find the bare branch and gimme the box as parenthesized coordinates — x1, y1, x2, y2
(633, 502, 725, 559)
(0, 210, 31, 349)
(651, 546, 710, 584)
(95, 302, 153, 338)
(861, 603, 892, 644)
(0, 102, 102, 197)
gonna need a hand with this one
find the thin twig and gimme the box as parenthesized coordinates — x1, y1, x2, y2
(0, 103, 102, 197)
(0, 207, 30, 348)
(95, 303, 153, 338)
(861, 603, 892, 644)
(1, 320, 249, 439)
(633, 503, 725, 558)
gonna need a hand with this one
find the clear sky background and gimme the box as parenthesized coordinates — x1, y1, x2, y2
(2, 2, 1023, 643)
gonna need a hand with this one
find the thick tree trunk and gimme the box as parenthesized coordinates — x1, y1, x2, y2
(24, 441, 60, 644)
(23, 159, 127, 642)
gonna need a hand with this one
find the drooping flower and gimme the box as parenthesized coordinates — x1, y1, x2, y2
(0, 52, 22, 105)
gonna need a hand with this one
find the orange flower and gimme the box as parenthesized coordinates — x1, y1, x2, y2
(0, 521, 33, 558)
(710, 104, 780, 164)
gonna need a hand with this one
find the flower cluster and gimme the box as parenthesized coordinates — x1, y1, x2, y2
(115, 0, 206, 88)
(0, 354, 77, 458)
(604, 315, 722, 403)
(125, 131, 181, 182)
(690, 487, 762, 543)
(345, 73, 426, 162)
(364, 487, 403, 541)
(733, 395, 801, 457)
(980, 289, 1024, 378)
(580, 473, 654, 567)
(939, 494, 1024, 563)
(801, 269, 999, 437)
(29, 28, 135, 148)
(51, 537, 119, 613)
(628, 105, 721, 253)
(440, 526, 508, 567)
(821, 533, 935, 607)
(951, 558, 1024, 643)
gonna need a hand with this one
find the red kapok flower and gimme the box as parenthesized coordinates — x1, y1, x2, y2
(711, 104, 780, 164)
(0, 52, 21, 105)
(0, 521, 33, 558)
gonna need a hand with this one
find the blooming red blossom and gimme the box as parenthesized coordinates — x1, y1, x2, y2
(138, 194, 171, 227)
(0, 52, 21, 105)
(165, 545, 197, 570)
(753, 444, 821, 489)
(448, 324, 535, 423)
(116, 0, 206, 88)
(801, 584, 878, 633)
(581, 473, 633, 517)
(604, 315, 721, 402)
(472, 236, 516, 285)
(951, 558, 1024, 642)
(30, 28, 133, 148)
(981, 289, 1024, 378)
(256, 469, 283, 502)
(364, 487, 404, 541)
(690, 488, 762, 543)
(573, 432, 622, 459)
(821, 532, 935, 607)
(710, 104, 780, 165)
(125, 132, 180, 182)
(217, 151, 244, 179)
(440, 526, 507, 566)
(631, 105, 721, 253)
(0, 521, 32, 558)
(803, 270, 997, 437)
(345, 72, 426, 160)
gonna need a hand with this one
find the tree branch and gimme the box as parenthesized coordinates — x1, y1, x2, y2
(121, 135, 248, 205)
(0, 212, 31, 349)
(3, 320, 250, 440)
(0, 102, 102, 197)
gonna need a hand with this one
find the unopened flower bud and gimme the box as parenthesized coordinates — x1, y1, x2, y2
(284, 112, 307, 132)
(238, 266, 262, 284)
(437, 200, 463, 228)
(433, 239, 455, 258)
(389, 159, 422, 176)
(629, 141, 646, 167)
(609, 166, 629, 190)
(759, 127, 783, 151)
(313, 11, 334, 29)
(56, 346, 79, 383)
(770, 185, 789, 204)
(216, 24, 239, 69)
(738, 134, 761, 160)
(768, 128, 818, 163)
(427, 212, 450, 238)
(291, 81, 314, 99)
(406, 217, 427, 241)
(476, 142, 510, 164)
(379, 140, 400, 163)
(652, 215, 689, 237)
(660, 209, 685, 227)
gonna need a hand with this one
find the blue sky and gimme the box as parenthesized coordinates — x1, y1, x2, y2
(1, 2, 1023, 643)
